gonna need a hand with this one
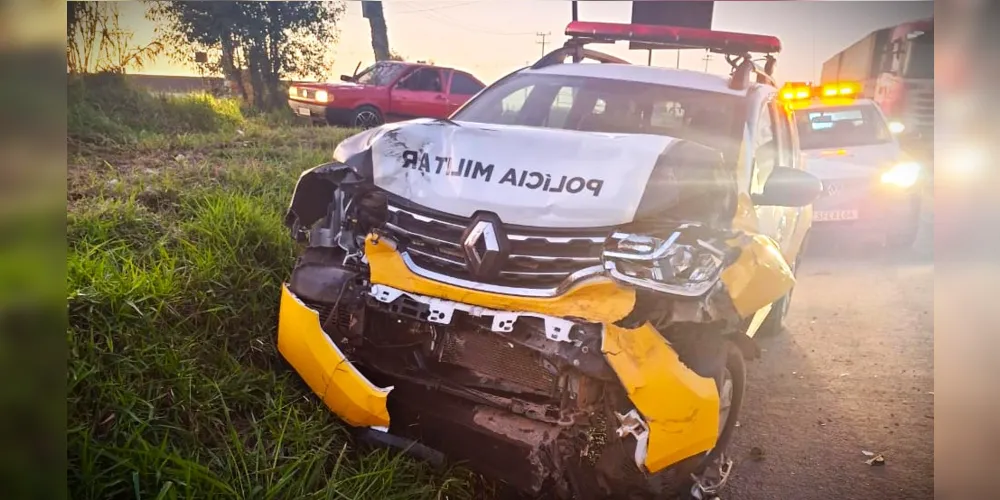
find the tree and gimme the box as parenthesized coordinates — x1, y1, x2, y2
(362, 1, 390, 61)
(67, 2, 163, 74)
(148, 1, 344, 109)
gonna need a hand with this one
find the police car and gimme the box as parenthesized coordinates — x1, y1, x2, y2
(281, 21, 823, 500)
(781, 82, 924, 249)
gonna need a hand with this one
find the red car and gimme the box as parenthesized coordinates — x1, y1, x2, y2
(288, 61, 486, 128)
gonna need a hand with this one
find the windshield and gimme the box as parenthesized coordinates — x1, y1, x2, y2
(352, 62, 407, 86)
(452, 72, 744, 153)
(903, 34, 933, 79)
(794, 104, 893, 150)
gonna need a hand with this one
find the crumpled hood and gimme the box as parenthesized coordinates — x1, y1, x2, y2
(346, 119, 678, 228)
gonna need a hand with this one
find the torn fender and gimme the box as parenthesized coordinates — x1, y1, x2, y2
(364, 235, 637, 324)
(719, 233, 796, 319)
(277, 284, 392, 428)
(285, 162, 363, 231)
(602, 323, 720, 474)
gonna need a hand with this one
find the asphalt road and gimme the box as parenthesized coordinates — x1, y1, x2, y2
(726, 216, 934, 499)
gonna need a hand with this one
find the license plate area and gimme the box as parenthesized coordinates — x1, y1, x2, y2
(297, 107, 311, 116)
(814, 210, 859, 222)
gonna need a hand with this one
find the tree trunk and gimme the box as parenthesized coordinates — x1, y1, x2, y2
(247, 43, 266, 110)
(265, 2, 284, 110)
(364, 1, 390, 61)
(220, 30, 248, 102)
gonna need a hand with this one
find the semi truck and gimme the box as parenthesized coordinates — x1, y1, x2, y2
(821, 18, 933, 167)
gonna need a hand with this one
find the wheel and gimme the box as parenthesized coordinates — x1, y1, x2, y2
(350, 105, 383, 129)
(885, 226, 918, 250)
(886, 218, 919, 250)
(755, 252, 800, 338)
(885, 197, 922, 251)
(707, 342, 746, 463)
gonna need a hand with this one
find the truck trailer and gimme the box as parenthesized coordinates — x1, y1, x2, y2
(821, 18, 933, 168)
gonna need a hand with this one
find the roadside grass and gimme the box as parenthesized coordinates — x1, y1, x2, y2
(68, 82, 480, 499)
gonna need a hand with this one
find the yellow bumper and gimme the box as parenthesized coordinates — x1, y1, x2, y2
(603, 323, 720, 473)
(277, 284, 391, 428)
(282, 234, 792, 474)
(367, 237, 722, 474)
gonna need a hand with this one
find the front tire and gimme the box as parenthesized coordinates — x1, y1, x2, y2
(885, 195, 922, 251)
(350, 105, 383, 129)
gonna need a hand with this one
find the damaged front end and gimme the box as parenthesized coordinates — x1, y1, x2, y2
(276, 122, 795, 498)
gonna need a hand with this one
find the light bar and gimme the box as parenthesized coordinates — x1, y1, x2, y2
(565, 21, 782, 54)
(779, 83, 812, 101)
(779, 81, 861, 103)
(820, 82, 860, 97)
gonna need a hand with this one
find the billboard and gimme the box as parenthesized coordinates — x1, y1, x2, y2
(629, 1, 714, 50)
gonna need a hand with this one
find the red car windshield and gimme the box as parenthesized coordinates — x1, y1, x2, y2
(353, 62, 407, 86)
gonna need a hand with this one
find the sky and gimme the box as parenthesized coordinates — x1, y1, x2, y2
(121, 0, 934, 85)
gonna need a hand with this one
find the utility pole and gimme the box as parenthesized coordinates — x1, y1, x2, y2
(676, 49, 680, 69)
(647, 49, 652, 66)
(536, 32, 552, 57)
(702, 51, 712, 72)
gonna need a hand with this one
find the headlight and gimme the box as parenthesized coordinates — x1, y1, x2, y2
(880, 161, 921, 188)
(602, 230, 726, 297)
(315, 90, 329, 103)
(288, 86, 297, 98)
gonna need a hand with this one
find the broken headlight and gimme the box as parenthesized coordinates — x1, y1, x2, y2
(602, 229, 727, 297)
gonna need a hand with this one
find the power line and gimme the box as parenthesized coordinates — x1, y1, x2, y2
(393, 1, 484, 16)
(536, 32, 552, 57)
(420, 9, 536, 36)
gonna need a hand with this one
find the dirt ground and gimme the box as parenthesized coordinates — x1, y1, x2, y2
(725, 206, 934, 499)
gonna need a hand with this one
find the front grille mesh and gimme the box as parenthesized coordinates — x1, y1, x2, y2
(439, 329, 557, 394)
(384, 203, 606, 288)
(301, 298, 351, 334)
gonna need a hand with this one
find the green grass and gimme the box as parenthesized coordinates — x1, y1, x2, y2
(69, 73, 246, 147)
(67, 82, 481, 499)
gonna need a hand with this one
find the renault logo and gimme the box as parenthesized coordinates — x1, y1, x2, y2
(824, 182, 840, 197)
(461, 214, 507, 279)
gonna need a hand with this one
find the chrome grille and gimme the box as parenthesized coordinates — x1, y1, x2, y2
(383, 203, 607, 289)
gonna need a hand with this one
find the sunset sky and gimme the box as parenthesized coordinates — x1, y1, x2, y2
(121, 0, 934, 85)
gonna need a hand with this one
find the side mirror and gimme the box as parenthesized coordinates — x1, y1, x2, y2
(340, 75, 354, 83)
(753, 167, 824, 207)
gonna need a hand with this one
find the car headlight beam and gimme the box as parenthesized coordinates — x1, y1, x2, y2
(315, 90, 329, 103)
(880, 161, 921, 188)
(602, 230, 725, 297)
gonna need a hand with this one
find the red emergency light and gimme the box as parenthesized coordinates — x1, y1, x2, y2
(565, 21, 782, 54)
